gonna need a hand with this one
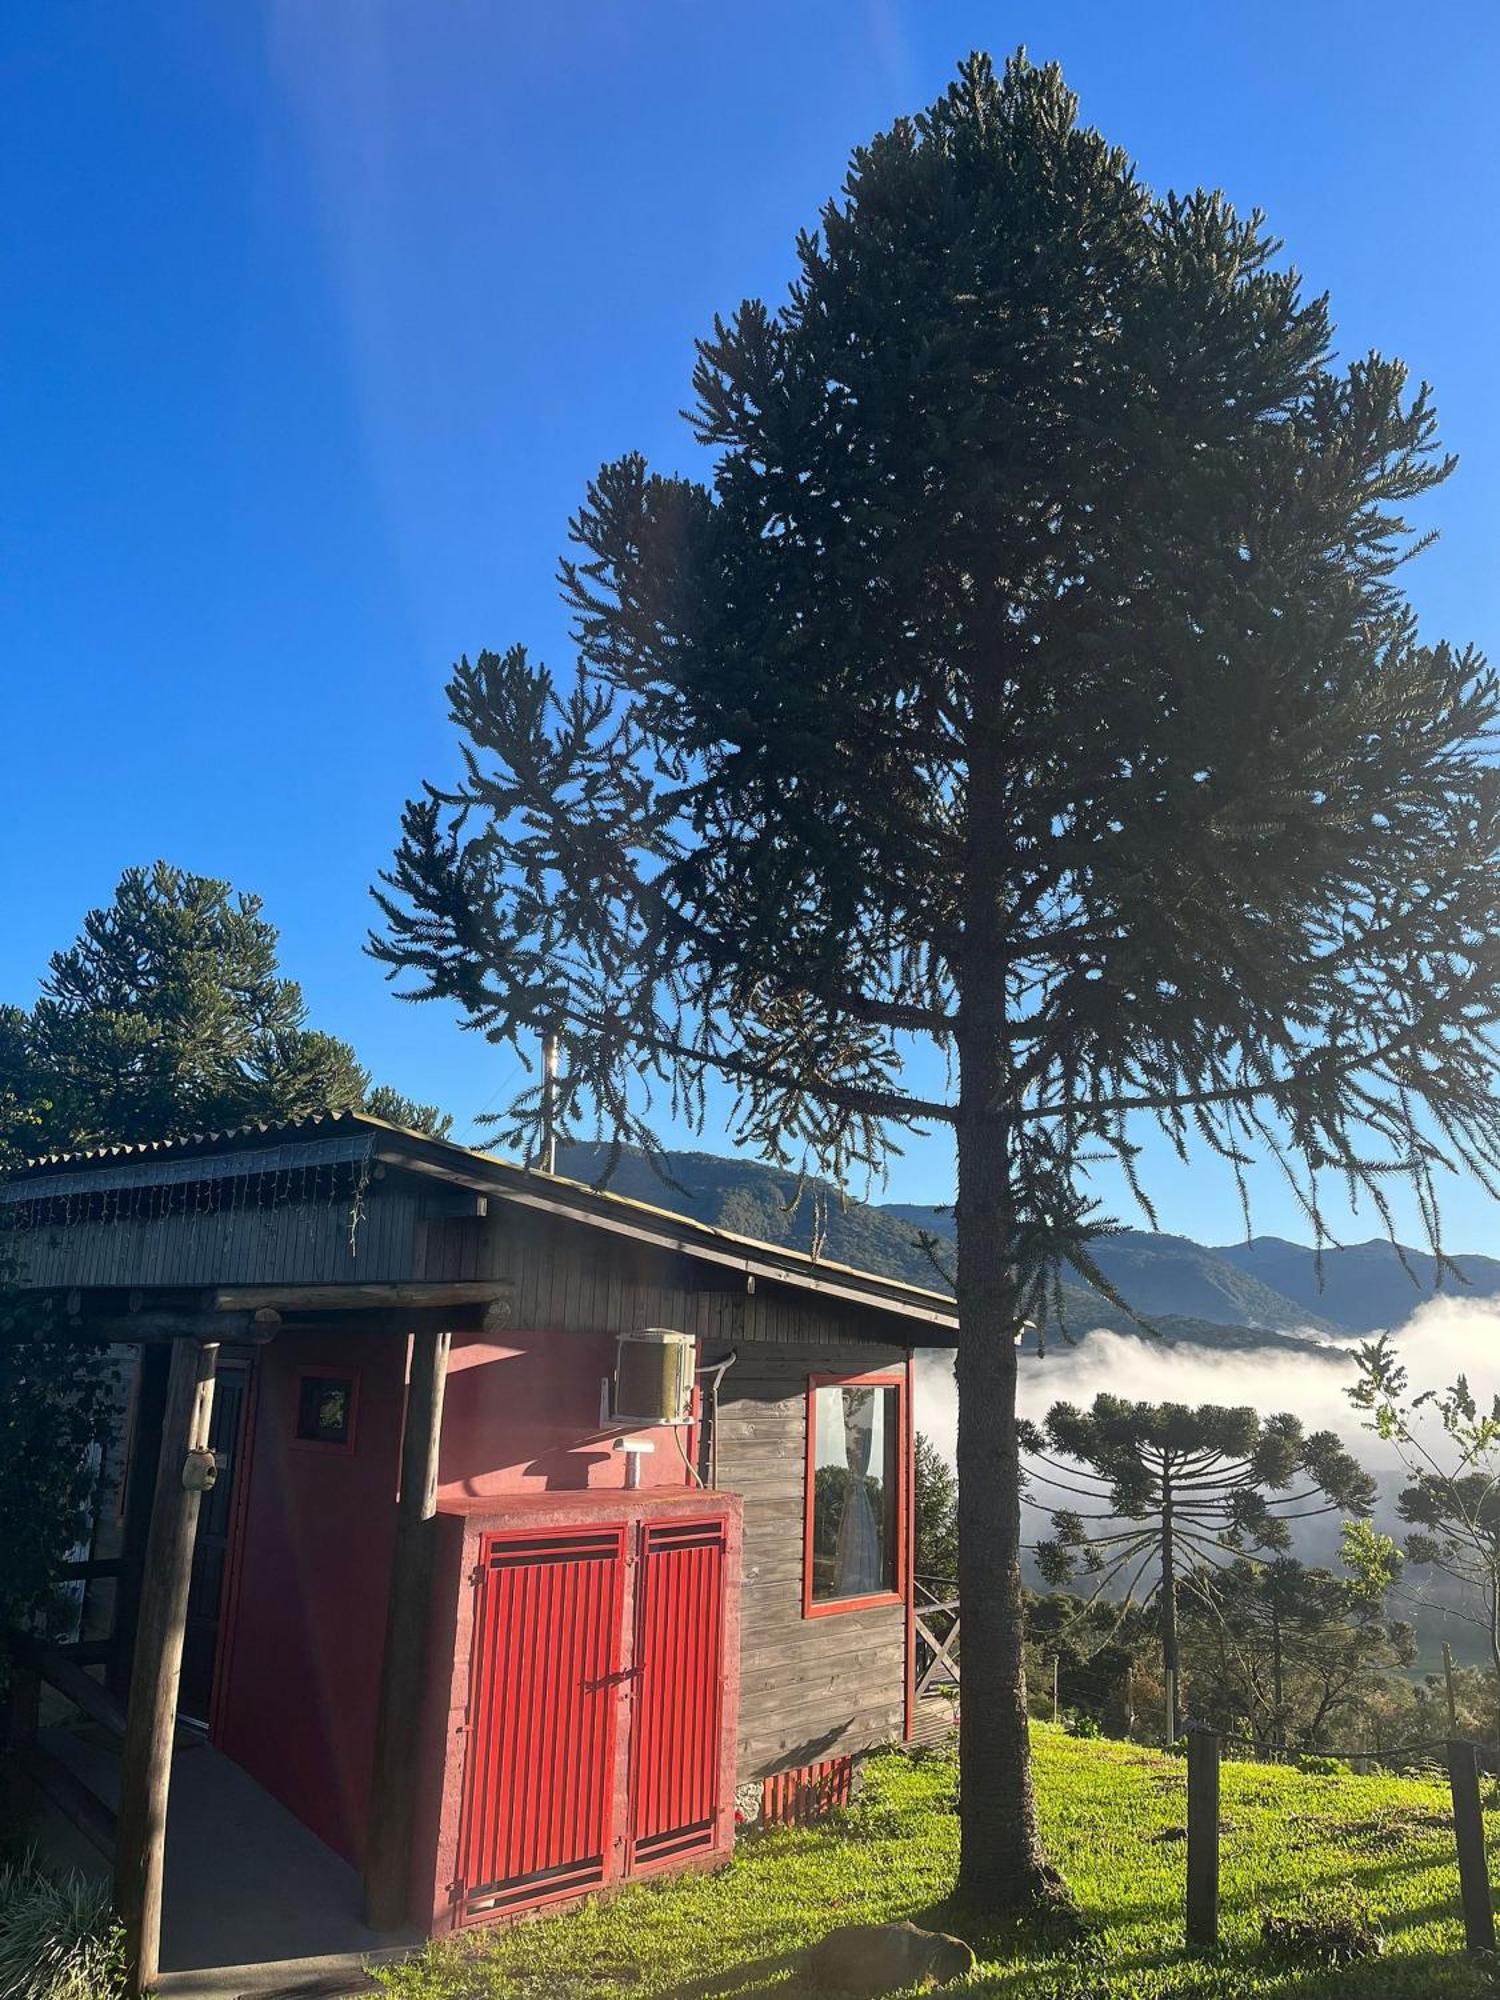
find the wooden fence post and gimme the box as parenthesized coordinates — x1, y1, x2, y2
(1447, 1739, 1495, 1954)
(1185, 1724, 1220, 1951)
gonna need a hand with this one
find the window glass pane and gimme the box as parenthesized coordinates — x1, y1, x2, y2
(810, 1382, 899, 1602)
(297, 1374, 353, 1446)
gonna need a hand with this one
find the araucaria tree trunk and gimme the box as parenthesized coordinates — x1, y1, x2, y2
(954, 1113, 1049, 1904)
(1160, 1479, 1179, 1743)
(953, 706, 1056, 1909)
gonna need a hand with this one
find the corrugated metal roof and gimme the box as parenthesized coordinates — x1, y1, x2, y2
(3, 1130, 377, 1203)
(18, 1108, 403, 1171)
(9, 1110, 958, 1329)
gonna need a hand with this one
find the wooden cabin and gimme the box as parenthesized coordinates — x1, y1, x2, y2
(6, 1113, 957, 1960)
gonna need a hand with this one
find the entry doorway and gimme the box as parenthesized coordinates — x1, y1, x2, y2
(179, 1360, 252, 1726)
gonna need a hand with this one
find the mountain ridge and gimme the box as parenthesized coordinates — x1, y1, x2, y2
(555, 1143, 1499, 1345)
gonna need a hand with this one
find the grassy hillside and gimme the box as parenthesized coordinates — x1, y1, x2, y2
(378, 1726, 1499, 1998)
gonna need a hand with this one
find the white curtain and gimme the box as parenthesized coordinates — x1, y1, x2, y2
(831, 1386, 883, 1595)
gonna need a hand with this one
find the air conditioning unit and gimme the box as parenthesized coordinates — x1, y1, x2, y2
(613, 1328, 695, 1425)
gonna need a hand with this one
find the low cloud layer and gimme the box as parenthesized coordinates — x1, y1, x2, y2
(917, 1294, 1500, 1465)
(915, 1296, 1500, 1601)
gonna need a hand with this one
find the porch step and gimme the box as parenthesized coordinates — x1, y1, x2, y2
(153, 1944, 411, 2000)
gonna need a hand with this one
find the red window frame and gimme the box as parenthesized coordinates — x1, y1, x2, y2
(802, 1368, 909, 1619)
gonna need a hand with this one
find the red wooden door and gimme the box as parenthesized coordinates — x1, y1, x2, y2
(628, 1517, 728, 1868)
(457, 1527, 627, 1919)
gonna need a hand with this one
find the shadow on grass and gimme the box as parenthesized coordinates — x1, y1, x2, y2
(664, 1947, 806, 1998)
(657, 1894, 1085, 2000)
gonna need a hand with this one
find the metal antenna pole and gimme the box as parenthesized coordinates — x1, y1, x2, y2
(541, 1031, 560, 1176)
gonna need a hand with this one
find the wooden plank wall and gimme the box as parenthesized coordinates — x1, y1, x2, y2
(9, 1189, 420, 1292)
(716, 1341, 908, 1782)
(417, 1206, 918, 1348)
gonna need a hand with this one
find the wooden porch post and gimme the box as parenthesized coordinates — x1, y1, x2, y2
(364, 1326, 451, 1931)
(113, 1337, 219, 1995)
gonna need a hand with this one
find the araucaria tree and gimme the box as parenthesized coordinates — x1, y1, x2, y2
(1, 861, 451, 1156)
(1028, 1397, 1375, 1739)
(372, 55, 1500, 1911)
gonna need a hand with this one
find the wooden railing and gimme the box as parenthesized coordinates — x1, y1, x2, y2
(4, 1630, 121, 1854)
(912, 1576, 959, 1739)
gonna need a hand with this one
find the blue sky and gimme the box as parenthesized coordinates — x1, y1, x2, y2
(3, 2, 1498, 1246)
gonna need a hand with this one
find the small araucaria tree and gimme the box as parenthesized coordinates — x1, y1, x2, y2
(1351, 1336, 1500, 1738)
(1028, 1397, 1375, 1739)
(372, 54, 1500, 1912)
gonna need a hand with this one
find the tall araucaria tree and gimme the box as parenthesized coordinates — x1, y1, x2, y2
(371, 53, 1500, 1913)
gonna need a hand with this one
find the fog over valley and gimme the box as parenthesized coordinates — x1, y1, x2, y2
(916, 1295, 1500, 1664)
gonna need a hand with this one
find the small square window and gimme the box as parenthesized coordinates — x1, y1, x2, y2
(296, 1373, 355, 1447)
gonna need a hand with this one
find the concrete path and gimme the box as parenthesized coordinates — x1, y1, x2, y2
(37, 1728, 420, 2000)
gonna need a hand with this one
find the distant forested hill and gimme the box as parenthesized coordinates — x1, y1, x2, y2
(883, 1210, 1339, 1336)
(556, 1142, 946, 1291)
(553, 1143, 1487, 1354)
(1211, 1236, 1500, 1334)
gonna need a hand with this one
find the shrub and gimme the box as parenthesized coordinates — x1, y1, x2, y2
(0, 1857, 123, 2000)
(1064, 1712, 1102, 1740)
(1295, 1753, 1351, 1776)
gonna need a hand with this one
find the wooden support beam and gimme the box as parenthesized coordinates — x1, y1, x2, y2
(212, 1282, 509, 1314)
(113, 1338, 219, 1995)
(69, 1309, 277, 1346)
(364, 1326, 451, 1932)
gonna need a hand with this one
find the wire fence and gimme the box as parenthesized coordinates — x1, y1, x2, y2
(1209, 1725, 1457, 1774)
(1183, 1724, 1498, 1957)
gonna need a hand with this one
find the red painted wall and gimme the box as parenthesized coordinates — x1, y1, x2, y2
(214, 1329, 406, 1864)
(437, 1330, 696, 1500)
(215, 1326, 693, 1868)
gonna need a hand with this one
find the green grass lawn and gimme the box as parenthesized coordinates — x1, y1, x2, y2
(376, 1725, 1500, 1999)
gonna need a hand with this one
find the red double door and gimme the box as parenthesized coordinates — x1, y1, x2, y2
(455, 1513, 730, 1921)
